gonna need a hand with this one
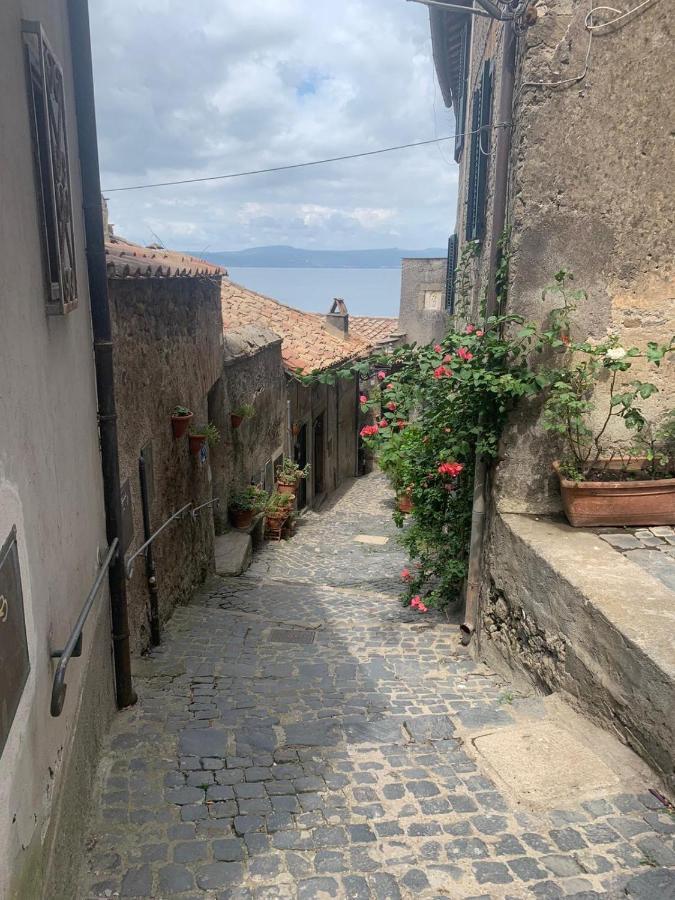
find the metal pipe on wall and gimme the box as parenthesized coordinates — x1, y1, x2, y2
(461, 22, 516, 646)
(67, 0, 136, 707)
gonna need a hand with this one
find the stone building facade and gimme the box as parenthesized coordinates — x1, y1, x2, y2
(106, 239, 225, 654)
(429, 0, 675, 784)
(396, 256, 449, 346)
(221, 280, 385, 509)
(0, 3, 118, 896)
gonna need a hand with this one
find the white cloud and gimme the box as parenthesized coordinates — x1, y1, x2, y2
(90, 0, 458, 251)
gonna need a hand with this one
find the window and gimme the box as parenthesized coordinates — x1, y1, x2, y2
(23, 21, 78, 315)
(445, 234, 458, 313)
(465, 61, 493, 244)
(453, 21, 472, 162)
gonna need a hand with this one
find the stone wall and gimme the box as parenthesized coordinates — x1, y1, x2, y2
(109, 276, 223, 654)
(209, 327, 287, 532)
(397, 258, 448, 346)
(455, 0, 675, 514)
(288, 374, 359, 509)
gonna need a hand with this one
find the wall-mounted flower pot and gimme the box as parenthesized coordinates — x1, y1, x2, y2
(188, 433, 208, 456)
(397, 489, 413, 514)
(276, 480, 299, 496)
(554, 460, 675, 527)
(230, 507, 254, 529)
(171, 412, 193, 439)
(230, 414, 243, 429)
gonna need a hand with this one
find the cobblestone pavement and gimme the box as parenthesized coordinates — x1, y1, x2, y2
(597, 527, 675, 593)
(79, 474, 675, 900)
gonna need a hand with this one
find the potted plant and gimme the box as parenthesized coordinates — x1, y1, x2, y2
(275, 458, 310, 495)
(188, 422, 220, 456)
(230, 403, 255, 429)
(397, 486, 414, 514)
(171, 405, 193, 439)
(229, 485, 268, 529)
(544, 342, 675, 526)
(264, 491, 295, 539)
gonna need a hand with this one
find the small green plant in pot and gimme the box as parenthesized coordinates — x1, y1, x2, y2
(275, 458, 310, 494)
(229, 485, 268, 529)
(188, 422, 220, 456)
(230, 403, 255, 429)
(171, 405, 193, 439)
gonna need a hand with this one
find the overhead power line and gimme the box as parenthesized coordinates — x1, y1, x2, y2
(103, 124, 511, 193)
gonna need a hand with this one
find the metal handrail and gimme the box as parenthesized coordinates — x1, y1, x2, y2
(192, 497, 219, 518)
(50, 538, 119, 717)
(125, 502, 192, 578)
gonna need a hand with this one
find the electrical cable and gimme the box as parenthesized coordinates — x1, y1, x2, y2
(102, 124, 512, 193)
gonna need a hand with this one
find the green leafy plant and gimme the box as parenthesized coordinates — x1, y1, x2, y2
(265, 491, 294, 514)
(172, 405, 192, 417)
(232, 403, 255, 419)
(229, 485, 268, 512)
(276, 457, 310, 485)
(189, 422, 220, 446)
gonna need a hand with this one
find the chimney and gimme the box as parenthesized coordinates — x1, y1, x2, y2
(101, 195, 114, 239)
(325, 297, 349, 338)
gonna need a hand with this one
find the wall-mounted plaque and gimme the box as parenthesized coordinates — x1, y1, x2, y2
(0, 527, 30, 757)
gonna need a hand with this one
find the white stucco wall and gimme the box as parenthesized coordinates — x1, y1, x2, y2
(0, 2, 115, 896)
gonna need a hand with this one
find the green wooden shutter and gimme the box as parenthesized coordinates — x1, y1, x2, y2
(445, 234, 458, 313)
(465, 61, 493, 243)
(465, 86, 482, 242)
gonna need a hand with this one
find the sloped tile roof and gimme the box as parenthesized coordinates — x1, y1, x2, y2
(221, 279, 371, 374)
(105, 237, 224, 279)
(349, 316, 400, 344)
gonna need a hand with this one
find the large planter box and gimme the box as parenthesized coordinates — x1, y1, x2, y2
(554, 460, 675, 527)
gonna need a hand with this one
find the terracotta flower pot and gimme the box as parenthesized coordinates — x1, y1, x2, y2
(276, 480, 299, 495)
(397, 492, 413, 514)
(188, 433, 207, 456)
(230, 507, 255, 529)
(554, 460, 675, 527)
(230, 414, 243, 428)
(171, 412, 193, 439)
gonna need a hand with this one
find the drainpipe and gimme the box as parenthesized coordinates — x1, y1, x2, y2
(139, 455, 160, 646)
(67, 0, 136, 706)
(461, 23, 516, 646)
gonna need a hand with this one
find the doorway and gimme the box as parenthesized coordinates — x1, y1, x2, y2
(313, 413, 325, 499)
(293, 424, 308, 510)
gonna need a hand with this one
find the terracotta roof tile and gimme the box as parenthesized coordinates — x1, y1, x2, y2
(348, 316, 399, 344)
(221, 279, 372, 374)
(105, 237, 224, 279)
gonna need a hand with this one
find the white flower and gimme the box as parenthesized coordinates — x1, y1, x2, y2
(605, 347, 627, 360)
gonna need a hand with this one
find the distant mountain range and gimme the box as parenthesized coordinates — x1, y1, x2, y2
(199, 245, 447, 269)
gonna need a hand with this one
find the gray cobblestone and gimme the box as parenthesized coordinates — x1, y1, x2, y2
(77, 474, 673, 899)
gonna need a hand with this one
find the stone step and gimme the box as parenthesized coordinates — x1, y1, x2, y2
(214, 531, 252, 576)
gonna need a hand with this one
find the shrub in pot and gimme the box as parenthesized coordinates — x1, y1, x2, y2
(275, 458, 310, 494)
(231, 403, 255, 429)
(189, 422, 220, 456)
(171, 405, 193, 439)
(265, 491, 294, 522)
(229, 485, 268, 529)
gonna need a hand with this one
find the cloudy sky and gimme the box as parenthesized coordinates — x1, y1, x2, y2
(90, 0, 458, 252)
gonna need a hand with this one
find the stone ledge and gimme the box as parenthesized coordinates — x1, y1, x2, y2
(214, 531, 252, 576)
(482, 512, 675, 793)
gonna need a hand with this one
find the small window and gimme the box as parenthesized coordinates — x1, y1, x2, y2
(465, 61, 493, 244)
(445, 234, 458, 313)
(23, 21, 78, 315)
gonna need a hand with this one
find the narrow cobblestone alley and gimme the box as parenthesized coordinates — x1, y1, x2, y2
(79, 474, 675, 900)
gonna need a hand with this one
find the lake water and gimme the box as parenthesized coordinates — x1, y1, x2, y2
(227, 267, 401, 318)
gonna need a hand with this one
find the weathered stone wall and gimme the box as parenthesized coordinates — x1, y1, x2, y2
(110, 276, 223, 654)
(288, 375, 359, 508)
(480, 512, 675, 789)
(456, 0, 675, 514)
(209, 327, 286, 532)
(397, 258, 449, 346)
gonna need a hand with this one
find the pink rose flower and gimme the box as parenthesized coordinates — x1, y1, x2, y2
(476, 330, 484, 337)
(401, 568, 411, 582)
(359, 394, 368, 403)
(378, 418, 388, 428)
(386, 383, 394, 390)
(410, 595, 421, 608)
(377, 371, 386, 380)
(457, 347, 473, 362)
(434, 344, 442, 353)
(417, 602, 428, 613)
(360, 424, 379, 437)
(386, 401, 397, 411)
(465, 324, 476, 334)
